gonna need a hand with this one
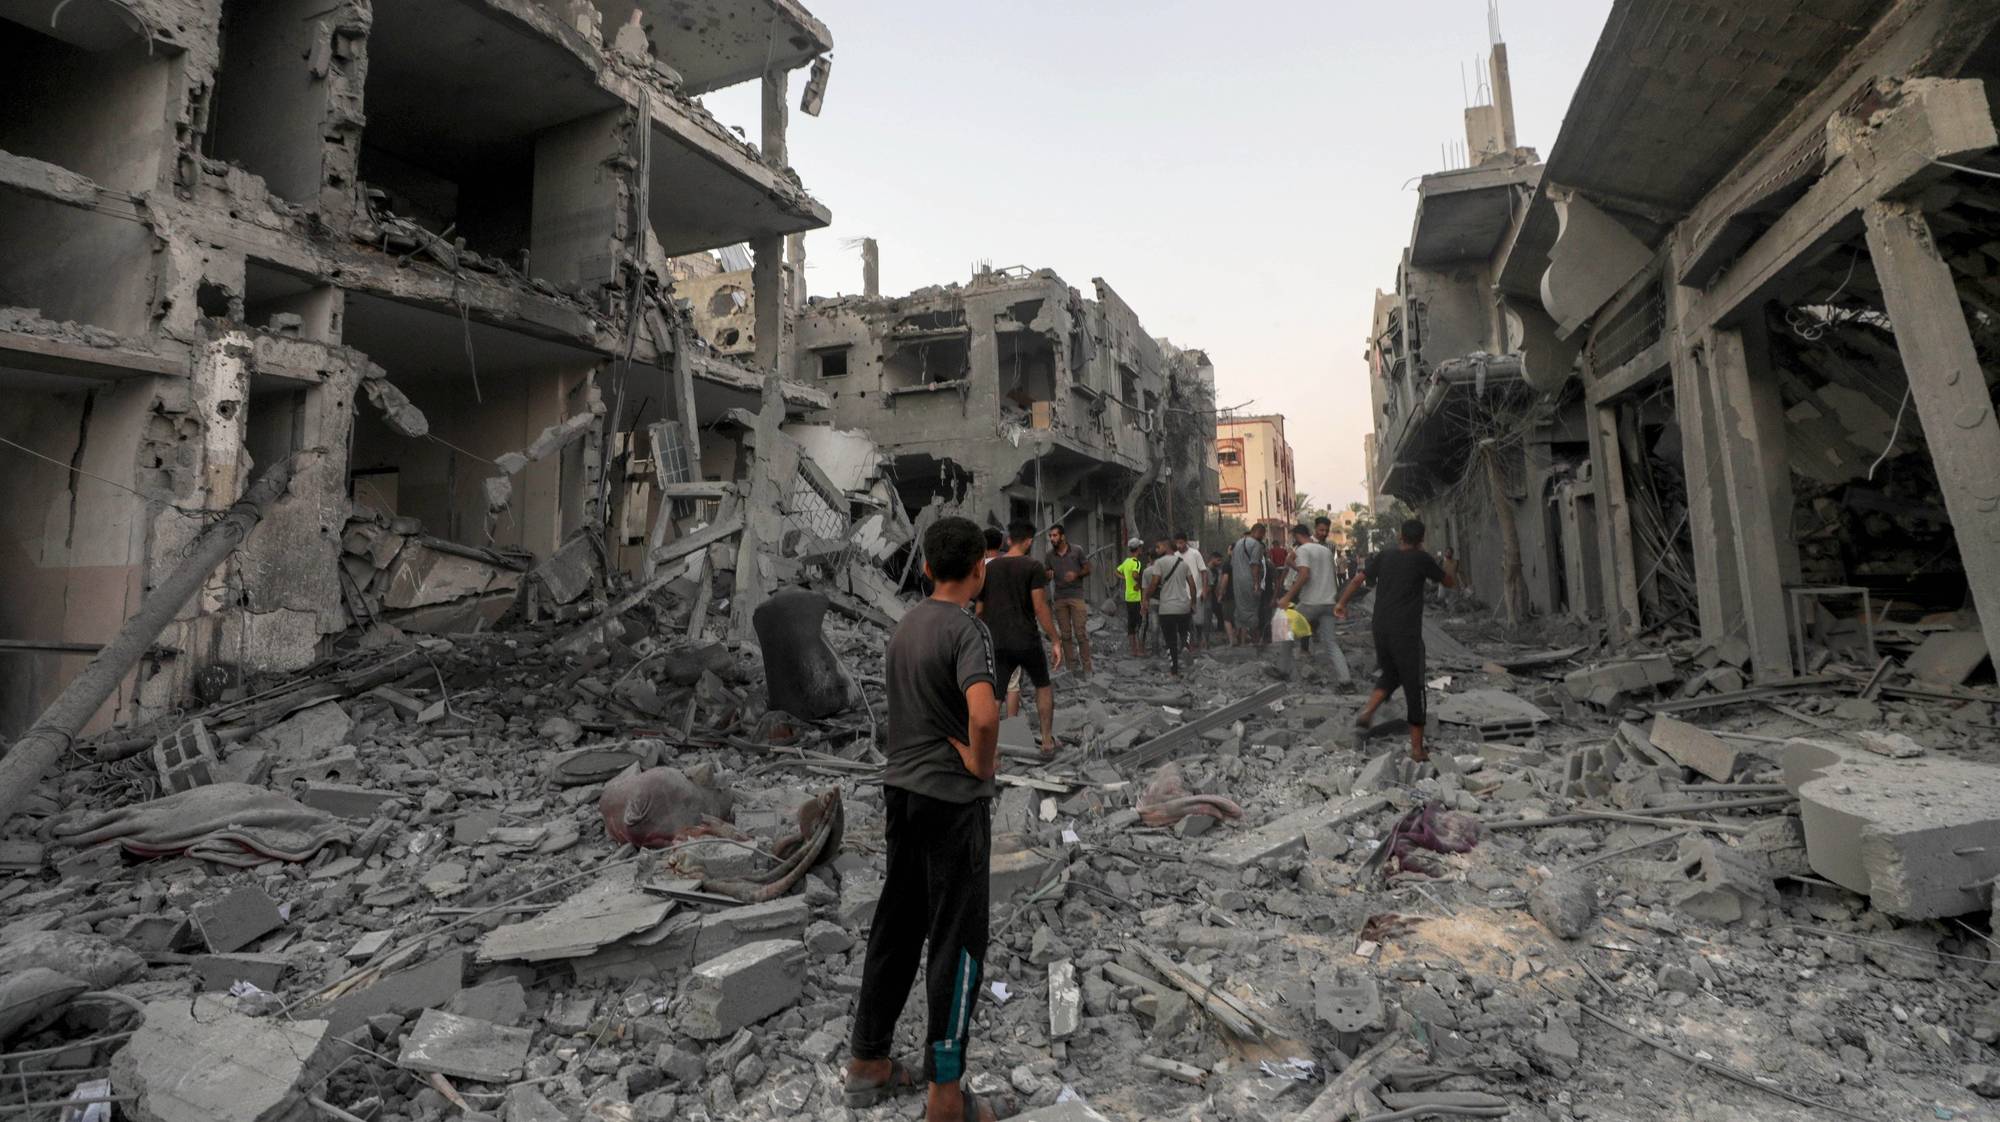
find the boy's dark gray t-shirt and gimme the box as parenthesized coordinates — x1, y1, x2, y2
(881, 598, 998, 803)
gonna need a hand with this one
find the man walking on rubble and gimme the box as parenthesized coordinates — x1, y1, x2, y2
(1143, 538, 1200, 676)
(1277, 522, 1351, 682)
(1334, 518, 1458, 763)
(978, 520, 1064, 757)
(1118, 537, 1146, 658)
(846, 516, 1009, 1122)
(1043, 523, 1092, 677)
(1227, 522, 1267, 646)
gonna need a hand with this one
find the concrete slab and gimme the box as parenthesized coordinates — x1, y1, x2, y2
(112, 995, 333, 1122)
(195, 953, 291, 993)
(1795, 747, 2000, 918)
(318, 949, 467, 1036)
(1198, 796, 1389, 869)
(190, 886, 284, 953)
(1906, 630, 1990, 685)
(478, 871, 671, 963)
(1648, 715, 1744, 781)
(1011, 1104, 1114, 1122)
(398, 1008, 531, 1083)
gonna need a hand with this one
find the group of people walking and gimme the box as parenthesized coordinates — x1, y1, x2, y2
(843, 511, 1457, 1122)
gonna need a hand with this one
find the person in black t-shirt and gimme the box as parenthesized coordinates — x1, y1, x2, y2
(847, 516, 1011, 1122)
(1334, 518, 1459, 763)
(977, 520, 1064, 757)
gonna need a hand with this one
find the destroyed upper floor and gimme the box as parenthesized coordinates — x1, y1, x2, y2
(786, 267, 1203, 476)
(0, 0, 831, 367)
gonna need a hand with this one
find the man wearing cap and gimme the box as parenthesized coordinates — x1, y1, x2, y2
(1117, 538, 1146, 658)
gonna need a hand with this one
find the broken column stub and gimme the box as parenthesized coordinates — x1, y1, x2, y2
(676, 939, 806, 1040)
(1790, 739, 2000, 918)
(114, 996, 333, 1122)
(751, 587, 861, 719)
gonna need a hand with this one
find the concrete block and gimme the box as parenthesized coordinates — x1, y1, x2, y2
(694, 896, 808, 961)
(1049, 959, 1080, 1040)
(1198, 797, 1389, 869)
(676, 939, 805, 1040)
(196, 953, 291, 993)
(1648, 716, 1743, 781)
(112, 995, 333, 1122)
(1906, 630, 1989, 686)
(191, 886, 284, 953)
(266, 700, 353, 759)
(1673, 838, 1778, 924)
(446, 977, 528, 1026)
(1529, 875, 1596, 940)
(989, 849, 1053, 901)
(272, 747, 362, 789)
(1562, 656, 1673, 708)
(1797, 752, 2000, 918)
(318, 949, 467, 1036)
(398, 1008, 532, 1082)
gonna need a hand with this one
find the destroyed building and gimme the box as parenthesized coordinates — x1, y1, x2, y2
(0, 0, 867, 736)
(1370, 0, 2000, 681)
(787, 265, 1220, 569)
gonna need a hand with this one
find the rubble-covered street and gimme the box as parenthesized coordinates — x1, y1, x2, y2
(9, 588, 2000, 1121)
(11, 0, 2000, 1120)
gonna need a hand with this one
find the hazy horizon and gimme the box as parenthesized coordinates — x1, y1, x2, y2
(704, 0, 1613, 508)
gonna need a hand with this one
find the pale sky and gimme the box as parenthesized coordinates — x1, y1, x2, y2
(706, 0, 1613, 508)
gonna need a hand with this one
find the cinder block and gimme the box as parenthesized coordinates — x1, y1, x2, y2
(676, 939, 805, 1040)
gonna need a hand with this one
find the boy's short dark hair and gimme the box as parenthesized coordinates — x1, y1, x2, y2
(1006, 519, 1036, 544)
(1173, 530, 1188, 542)
(1293, 523, 1312, 539)
(1401, 518, 1427, 544)
(982, 526, 1005, 552)
(1250, 523, 1267, 536)
(1315, 516, 1331, 528)
(929, 518, 989, 582)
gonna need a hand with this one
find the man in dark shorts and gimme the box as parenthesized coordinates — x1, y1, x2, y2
(1043, 523, 1092, 677)
(846, 516, 1007, 1122)
(1334, 518, 1459, 763)
(978, 520, 1063, 756)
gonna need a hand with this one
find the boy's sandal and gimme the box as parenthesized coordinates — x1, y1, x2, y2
(840, 1058, 922, 1108)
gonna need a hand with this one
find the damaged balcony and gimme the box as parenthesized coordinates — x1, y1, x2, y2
(594, 0, 832, 96)
(354, 0, 828, 291)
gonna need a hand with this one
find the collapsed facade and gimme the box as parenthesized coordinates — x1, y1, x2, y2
(1370, 0, 2000, 681)
(0, 0, 871, 736)
(785, 266, 1220, 570)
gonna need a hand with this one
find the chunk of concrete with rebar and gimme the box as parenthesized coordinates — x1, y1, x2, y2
(1789, 739, 2000, 919)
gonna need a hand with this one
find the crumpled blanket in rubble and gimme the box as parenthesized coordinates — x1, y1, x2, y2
(52, 783, 353, 866)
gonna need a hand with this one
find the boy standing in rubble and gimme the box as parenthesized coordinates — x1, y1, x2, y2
(1118, 538, 1147, 658)
(846, 516, 1008, 1122)
(1334, 518, 1459, 763)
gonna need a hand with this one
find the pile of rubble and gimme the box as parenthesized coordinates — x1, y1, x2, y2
(5, 580, 2000, 1120)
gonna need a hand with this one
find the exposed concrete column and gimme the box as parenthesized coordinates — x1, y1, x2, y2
(530, 110, 628, 293)
(752, 237, 783, 372)
(1706, 325, 1796, 681)
(1668, 278, 1741, 644)
(861, 238, 880, 297)
(1587, 403, 1642, 642)
(761, 65, 788, 168)
(1864, 200, 2000, 665)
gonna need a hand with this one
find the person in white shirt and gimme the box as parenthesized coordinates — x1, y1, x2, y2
(1172, 530, 1207, 651)
(1277, 523, 1352, 682)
